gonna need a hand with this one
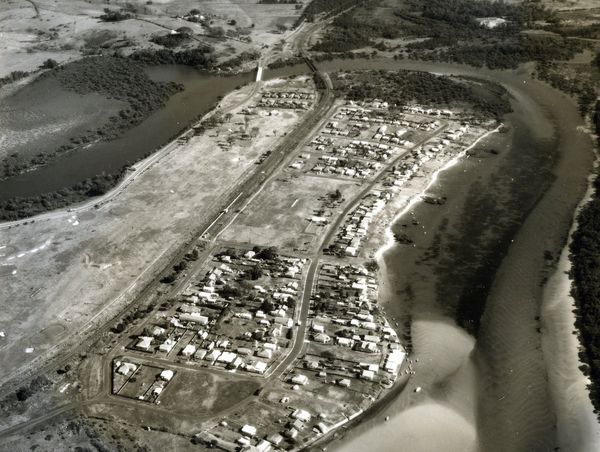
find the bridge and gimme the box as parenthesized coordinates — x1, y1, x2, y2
(301, 51, 333, 90)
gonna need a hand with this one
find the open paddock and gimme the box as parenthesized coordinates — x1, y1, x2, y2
(220, 174, 362, 252)
(156, 367, 260, 416)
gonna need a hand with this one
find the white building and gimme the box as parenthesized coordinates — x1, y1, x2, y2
(160, 369, 174, 381)
(181, 344, 196, 357)
(291, 374, 309, 385)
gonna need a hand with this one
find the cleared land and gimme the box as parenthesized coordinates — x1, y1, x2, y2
(0, 77, 311, 389)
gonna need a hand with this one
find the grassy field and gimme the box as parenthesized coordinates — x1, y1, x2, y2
(158, 368, 260, 416)
(220, 169, 362, 253)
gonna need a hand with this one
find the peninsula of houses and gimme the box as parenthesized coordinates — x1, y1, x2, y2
(101, 83, 495, 450)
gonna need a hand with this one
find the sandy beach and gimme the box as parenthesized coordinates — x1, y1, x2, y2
(326, 66, 598, 452)
(540, 173, 600, 452)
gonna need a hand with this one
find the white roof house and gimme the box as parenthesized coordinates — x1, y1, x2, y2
(153, 386, 163, 396)
(316, 422, 329, 434)
(291, 374, 309, 385)
(248, 360, 268, 374)
(313, 333, 331, 344)
(135, 336, 153, 351)
(385, 349, 406, 374)
(179, 312, 209, 325)
(292, 409, 311, 422)
(160, 369, 174, 381)
(311, 324, 325, 333)
(336, 337, 354, 347)
(217, 352, 237, 364)
(181, 344, 196, 357)
(152, 326, 166, 336)
(241, 424, 257, 437)
(159, 338, 176, 353)
(338, 378, 351, 388)
(362, 321, 377, 331)
(274, 317, 293, 328)
(117, 362, 137, 376)
(363, 334, 381, 344)
(361, 369, 375, 381)
(257, 348, 273, 359)
(194, 349, 208, 360)
(263, 342, 278, 351)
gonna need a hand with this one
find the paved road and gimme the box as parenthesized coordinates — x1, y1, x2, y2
(264, 123, 452, 379)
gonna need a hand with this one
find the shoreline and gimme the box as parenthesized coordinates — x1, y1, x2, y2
(372, 124, 502, 262)
(306, 124, 502, 452)
(541, 158, 600, 451)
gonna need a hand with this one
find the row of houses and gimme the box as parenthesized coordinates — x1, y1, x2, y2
(302, 263, 406, 383)
(330, 191, 390, 257)
(310, 156, 382, 180)
(318, 140, 400, 163)
(334, 105, 442, 132)
(257, 98, 311, 110)
(261, 91, 313, 100)
(113, 361, 175, 402)
(130, 249, 307, 376)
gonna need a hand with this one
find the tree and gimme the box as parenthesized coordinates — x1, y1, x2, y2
(257, 246, 278, 260)
(248, 265, 263, 280)
(364, 259, 379, 272)
(16, 387, 33, 402)
(39, 58, 58, 69)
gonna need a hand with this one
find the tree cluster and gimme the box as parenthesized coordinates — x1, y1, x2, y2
(0, 173, 124, 221)
(99, 8, 132, 22)
(569, 101, 600, 419)
(297, 0, 367, 24)
(0, 70, 29, 88)
(1, 56, 183, 180)
(333, 69, 512, 119)
(150, 33, 191, 48)
(129, 44, 215, 67)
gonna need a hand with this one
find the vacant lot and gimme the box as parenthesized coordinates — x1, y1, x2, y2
(220, 174, 361, 252)
(158, 368, 260, 416)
